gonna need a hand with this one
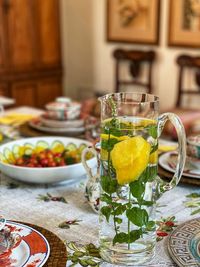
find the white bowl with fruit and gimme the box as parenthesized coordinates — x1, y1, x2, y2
(0, 137, 95, 184)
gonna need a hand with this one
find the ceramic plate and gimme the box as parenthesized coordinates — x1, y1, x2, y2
(159, 152, 200, 179)
(29, 118, 85, 135)
(168, 218, 200, 267)
(0, 220, 50, 267)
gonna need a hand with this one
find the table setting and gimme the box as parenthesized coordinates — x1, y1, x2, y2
(1, 93, 200, 267)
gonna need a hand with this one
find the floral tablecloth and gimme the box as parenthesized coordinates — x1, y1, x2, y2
(0, 170, 200, 267)
(0, 106, 200, 266)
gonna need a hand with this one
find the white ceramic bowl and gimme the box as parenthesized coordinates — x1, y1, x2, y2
(0, 137, 96, 184)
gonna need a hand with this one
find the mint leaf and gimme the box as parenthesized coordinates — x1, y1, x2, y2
(114, 217, 123, 224)
(101, 206, 112, 222)
(126, 207, 149, 227)
(147, 125, 157, 139)
(129, 229, 142, 243)
(130, 180, 145, 199)
(114, 204, 126, 215)
(101, 138, 119, 152)
(101, 193, 112, 204)
(101, 176, 118, 194)
(113, 232, 128, 245)
(139, 166, 157, 183)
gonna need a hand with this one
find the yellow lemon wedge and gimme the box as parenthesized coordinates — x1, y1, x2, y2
(111, 136, 151, 185)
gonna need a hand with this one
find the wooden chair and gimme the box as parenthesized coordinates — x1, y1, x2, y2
(165, 54, 200, 138)
(176, 55, 200, 108)
(113, 49, 156, 93)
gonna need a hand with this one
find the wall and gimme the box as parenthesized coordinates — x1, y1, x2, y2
(60, 0, 199, 110)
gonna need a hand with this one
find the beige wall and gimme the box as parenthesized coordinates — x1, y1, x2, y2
(60, 0, 199, 110)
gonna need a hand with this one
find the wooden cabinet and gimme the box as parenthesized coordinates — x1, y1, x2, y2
(0, 83, 9, 96)
(35, 0, 61, 67)
(0, 0, 62, 107)
(0, 0, 7, 71)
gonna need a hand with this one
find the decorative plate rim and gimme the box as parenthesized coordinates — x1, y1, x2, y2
(4, 220, 50, 267)
(168, 217, 200, 267)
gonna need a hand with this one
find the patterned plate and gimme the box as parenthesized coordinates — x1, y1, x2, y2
(168, 218, 200, 267)
(0, 221, 50, 267)
(159, 152, 200, 179)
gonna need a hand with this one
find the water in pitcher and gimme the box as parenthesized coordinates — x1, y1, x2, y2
(99, 116, 158, 265)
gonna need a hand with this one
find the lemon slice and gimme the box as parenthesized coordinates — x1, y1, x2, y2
(111, 136, 151, 185)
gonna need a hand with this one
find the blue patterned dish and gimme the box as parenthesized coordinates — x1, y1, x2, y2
(168, 218, 200, 267)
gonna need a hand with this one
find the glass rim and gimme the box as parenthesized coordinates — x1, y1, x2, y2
(98, 92, 159, 104)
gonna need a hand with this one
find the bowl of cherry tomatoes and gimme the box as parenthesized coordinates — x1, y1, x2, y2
(0, 137, 95, 184)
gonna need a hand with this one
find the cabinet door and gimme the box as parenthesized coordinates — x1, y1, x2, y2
(35, 0, 61, 67)
(0, 83, 9, 96)
(0, 0, 7, 71)
(11, 82, 36, 106)
(36, 78, 62, 108)
(7, 0, 36, 70)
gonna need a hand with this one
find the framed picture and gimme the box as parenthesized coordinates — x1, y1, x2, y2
(168, 0, 200, 48)
(107, 0, 160, 45)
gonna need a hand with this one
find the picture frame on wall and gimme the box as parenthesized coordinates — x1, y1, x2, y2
(107, 0, 160, 45)
(168, 0, 200, 48)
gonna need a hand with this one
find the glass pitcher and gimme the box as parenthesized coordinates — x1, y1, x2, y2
(82, 92, 186, 266)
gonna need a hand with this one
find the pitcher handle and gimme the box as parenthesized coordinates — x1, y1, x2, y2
(156, 112, 186, 196)
(81, 146, 100, 182)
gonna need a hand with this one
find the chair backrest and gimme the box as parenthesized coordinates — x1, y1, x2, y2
(176, 54, 200, 108)
(113, 49, 156, 93)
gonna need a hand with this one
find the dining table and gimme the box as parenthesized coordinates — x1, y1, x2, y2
(0, 106, 200, 267)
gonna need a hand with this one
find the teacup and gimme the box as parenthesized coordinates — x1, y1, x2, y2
(45, 101, 81, 120)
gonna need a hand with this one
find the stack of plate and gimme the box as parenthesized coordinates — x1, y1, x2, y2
(28, 98, 97, 136)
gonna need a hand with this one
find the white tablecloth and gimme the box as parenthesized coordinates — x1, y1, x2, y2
(1, 171, 199, 267)
(0, 106, 199, 266)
